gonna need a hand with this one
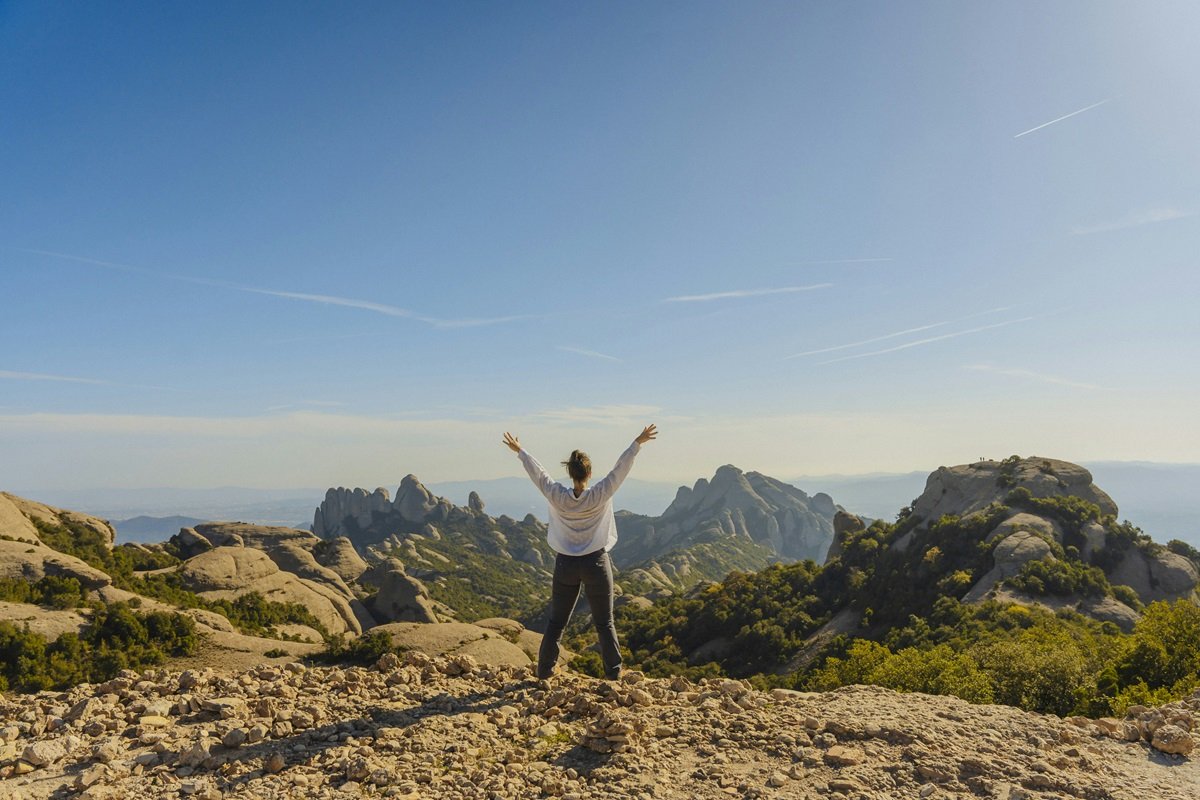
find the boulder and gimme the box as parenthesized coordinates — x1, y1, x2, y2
(825, 511, 865, 564)
(313, 537, 369, 583)
(986, 512, 1061, 544)
(178, 547, 364, 635)
(1109, 548, 1199, 604)
(468, 491, 485, 514)
(963, 531, 1054, 603)
(372, 621, 530, 667)
(361, 559, 439, 624)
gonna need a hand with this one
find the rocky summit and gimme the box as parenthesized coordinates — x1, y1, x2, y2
(2, 654, 1199, 800)
(614, 465, 837, 591)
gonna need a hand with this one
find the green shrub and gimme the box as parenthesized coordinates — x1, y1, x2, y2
(0, 603, 198, 693)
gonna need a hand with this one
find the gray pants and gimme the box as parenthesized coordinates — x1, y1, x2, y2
(538, 550, 622, 680)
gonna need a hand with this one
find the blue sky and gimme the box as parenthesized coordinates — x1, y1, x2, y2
(2, 1, 1198, 490)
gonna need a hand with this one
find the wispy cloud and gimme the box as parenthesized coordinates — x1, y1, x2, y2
(1013, 98, 1112, 138)
(786, 322, 951, 359)
(664, 284, 832, 303)
(556, 346, 621, 362)
(0, 369, 109, 385)
(20, 248, 536, 329)
(965, 364, 1111, 391)
(786, 307, 1015, 360)
(1070, 207, 1196, 236)
(818, 317, 1035, 365)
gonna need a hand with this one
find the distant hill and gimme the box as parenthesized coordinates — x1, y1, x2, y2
(796, 462, 1200, 547)
(615, 465, 837, 591)
(112, 515, 209, 543)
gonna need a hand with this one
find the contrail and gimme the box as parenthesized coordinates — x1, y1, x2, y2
(1014, 98, 1112, 138)
(556, 346, 621, 362)
(18, 248, 536, 329)
(786, 322, 951, 359)
(0, 369, 108, 385)
(786, 307, 1015, 359)
(818, 317, 1035, 364)
(665, 284, 832, 303)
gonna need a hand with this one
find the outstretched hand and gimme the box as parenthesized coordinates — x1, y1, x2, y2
(502, 432, 521, 453)
(635, 424, 658, 445)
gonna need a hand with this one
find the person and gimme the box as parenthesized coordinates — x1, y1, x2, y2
(502, 424, 657, 680)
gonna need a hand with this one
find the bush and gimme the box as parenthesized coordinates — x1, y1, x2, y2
(0, 576, 86, 609)
(0, 603, 198, 693)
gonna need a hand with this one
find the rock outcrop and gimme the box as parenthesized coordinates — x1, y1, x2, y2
(359, 559, 439, 624)
(177, 547, 366, 637)
(2, 657, 1198, 800)
(614, 465, 838, 588)
(911, 457, 1118, 523)
(0, 492, 117, 549)
(897, 456, 1199, 626)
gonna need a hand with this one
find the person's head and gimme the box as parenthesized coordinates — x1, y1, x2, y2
(562, 449, 592, 483)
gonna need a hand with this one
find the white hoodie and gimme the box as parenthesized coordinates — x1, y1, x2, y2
(517, 440, 641, 556)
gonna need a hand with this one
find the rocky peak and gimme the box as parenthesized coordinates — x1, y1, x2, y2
(468, 491, 485, 514)
(617, 465, 839, 575)
(911, 456, 1118, 524)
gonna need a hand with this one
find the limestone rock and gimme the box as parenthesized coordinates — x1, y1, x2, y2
(911, 457, 1117, 524)
(360, 559, 439, 624)
(373, 621, 531, 667)
(312, 537, 368, 583)
(1109, 548, 1199, 604)
(825, 510, 865, 564)
(177, 547, 364, 635)
(1, 492, 116, 548)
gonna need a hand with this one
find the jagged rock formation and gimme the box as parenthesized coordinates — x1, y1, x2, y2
(614, 465, 837, 589)
(2, 656, 1198, 800)
(359, 559, 439, 624)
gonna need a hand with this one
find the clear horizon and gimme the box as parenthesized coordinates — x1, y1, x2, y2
(3, 2, 1198, 491)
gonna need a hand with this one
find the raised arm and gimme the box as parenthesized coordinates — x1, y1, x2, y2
(504, 431, 558, 500)
(591, 424, 657, 501)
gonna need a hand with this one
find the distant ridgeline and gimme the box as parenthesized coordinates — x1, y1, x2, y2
(598, 456, 1200, 719)
(310, 467, 840, 617)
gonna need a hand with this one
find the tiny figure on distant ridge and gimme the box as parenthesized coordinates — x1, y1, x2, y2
(502, 424, 657, 680)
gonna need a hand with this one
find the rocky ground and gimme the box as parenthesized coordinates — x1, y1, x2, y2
(1, 655, 1197, 800)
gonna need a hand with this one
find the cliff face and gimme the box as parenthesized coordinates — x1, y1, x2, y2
(614, 465, 837, 590)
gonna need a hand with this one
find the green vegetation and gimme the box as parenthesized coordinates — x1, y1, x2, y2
(600, 489, 1200, 718)
(1004, 558, 1111, 598)
(318, 631, 395, 666)
(0, 575, 88, 609)
(28, 517, 329, 640)
(0, 602, 198, 692)
(381, 517, 555, 623)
